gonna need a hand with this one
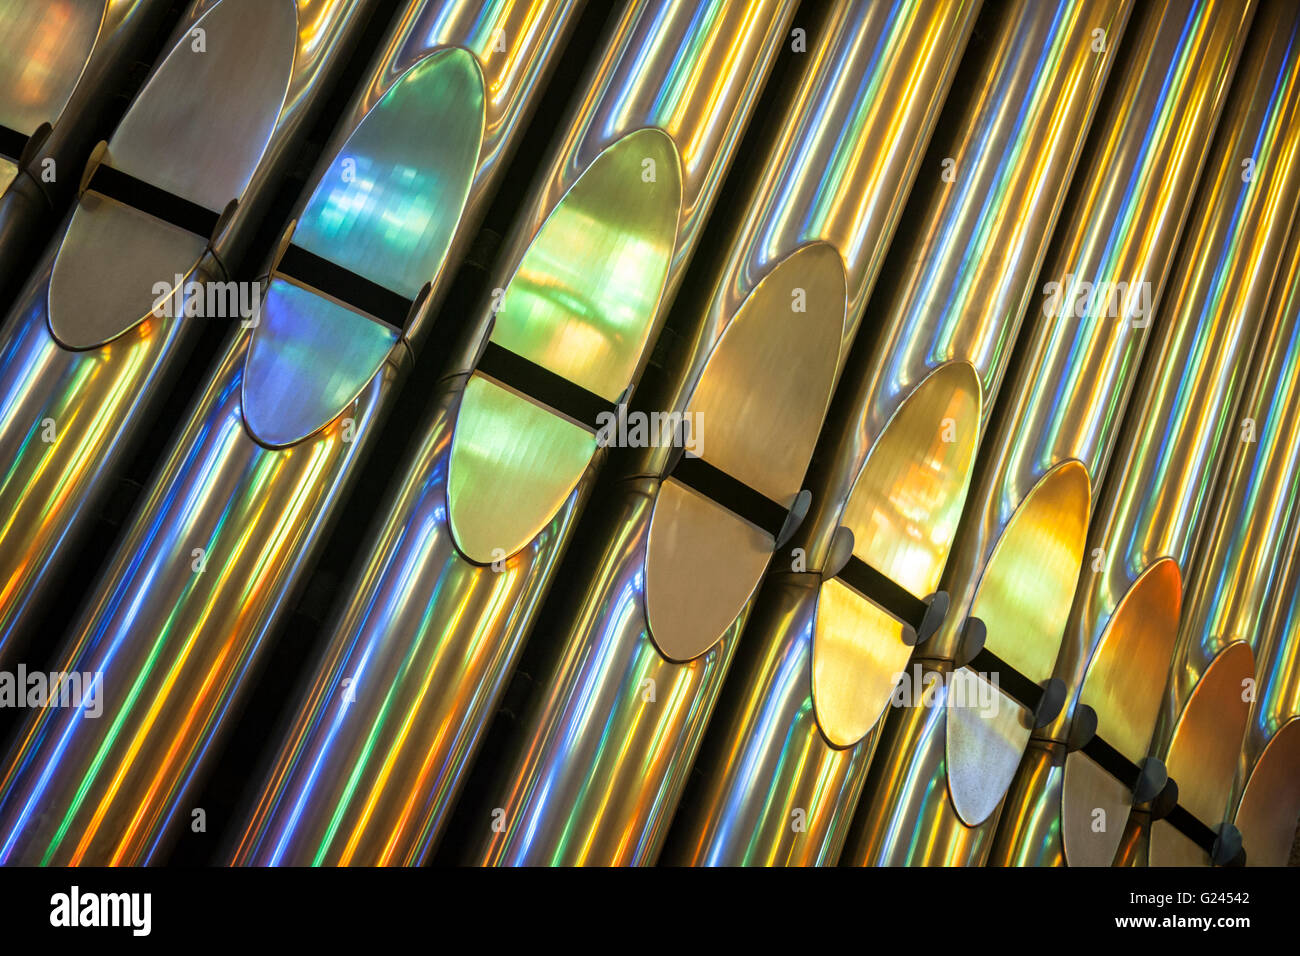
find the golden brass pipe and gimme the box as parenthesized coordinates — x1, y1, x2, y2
(991, 0, 1300, 869)
(1231, 545, 1300, 866)
(1147, 175, 1300, 867)
(666, 0, 1144, 866)
(844, 0, 1261, 867)
(1224, 224, 1300, 867)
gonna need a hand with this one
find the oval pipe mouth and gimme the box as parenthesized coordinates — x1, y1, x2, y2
(946, 459, 1091, 826)
(286, 47, 486, 326)
(644, 243, 847, 662)
(0, 2, 104, 138)
(48, 0, 298, 350)
(1150, 640, 1255, 866)
(1062, 557, 1182, 866)
(447, 128, 683, 564)
(1233, 718, 1300, 866)
(242, 49, 486, 448)
(812, 361, 981, 749)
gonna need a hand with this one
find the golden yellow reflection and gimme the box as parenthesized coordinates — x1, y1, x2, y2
(812, 578, 906, 748)
(839, 362, 981, 595)
(972, 460, 1090, 682)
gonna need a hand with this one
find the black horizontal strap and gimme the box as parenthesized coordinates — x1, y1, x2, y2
(0, 124, 27, 161)
(1164, 804, 1219, 855)
(962, 623, 1228, 859)
(671, 453, 787, 538)
(277, 243, 413, 330)
(87, 163, 219, 238)
(1076, 714, 1224, 858)
(967, 646, 1044, 713)
(837, 555, 929, 631)
(1079, 732, 1141, 792)
(476, 339, 614, 430)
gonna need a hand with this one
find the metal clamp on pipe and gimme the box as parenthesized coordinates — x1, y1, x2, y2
(472, 335, 619, 453)
(81, 154, 223, 242)
(0, 123, 34, 170)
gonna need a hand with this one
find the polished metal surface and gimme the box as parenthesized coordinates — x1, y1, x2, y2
(0, 0, 1297, 872)
(0, 0, 577, 865)
(448, 374, 597, 560)
(1070, 0, 1300, 868)
(104, 0, 297, 219)
(484, 128, 680, 404)
(49, 191, 210, 350)
(849, 659, 998, 865)
(231, 0, 793, 866)
(242, 279, 399, 448)
(843, 0, 1256, 869)
(1055, 559, 1182, 864)
(51, 0, 295, 348)
(817, 362, 981, 747)
(676, 0, 1131, 866)
(996, 0, 1300, 869)
(1154, 146, 1300, 866)
(668, 574, 882, 865)
(0, 0, 108, 137)
(642, 245, 844, 663)
(1233, 718, 1300, 866)
(469, 0, 984, 868)
(449, 127, 681, 562)
(1227, 226, 1300, 866)
(244, 46, 486, 448)
(933, 0, 1256, 838)
(0, 0, 369, 662)
(289, 49, 484, 304)
(0, 338, 392, 865)
(946, 460, 1090, 825)
(1151, 641, 1254, 865)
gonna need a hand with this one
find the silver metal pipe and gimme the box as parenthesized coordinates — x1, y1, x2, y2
(0, 0, 372, 662)
(230, 0, 794, 866)
(992, 0, 1300, 869)
(470, 0, 981, 867)
(0, 1, 174, 305)
(0, 0, 579, 866)
(667, 0, 1142, 866)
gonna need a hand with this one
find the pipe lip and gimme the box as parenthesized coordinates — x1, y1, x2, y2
(1233, 717, 1300, 866)
(242, 49, 487, 447)
(1151, 640, 1255, 866)
(947, 459, 1090, 827)
(644, 244, 845, 662)
(447, 129, 682, 562)
(811, 362, 981, 749)
(48, 0, 298, 350)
